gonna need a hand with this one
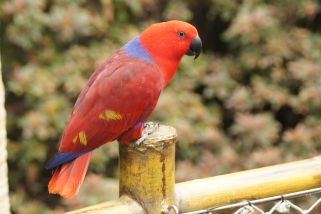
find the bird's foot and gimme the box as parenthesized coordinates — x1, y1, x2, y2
(135, 122, 160, 146)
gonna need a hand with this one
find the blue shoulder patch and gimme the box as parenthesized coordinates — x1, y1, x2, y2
(46, 151, 88, 169)
(124, 37, 155, 64)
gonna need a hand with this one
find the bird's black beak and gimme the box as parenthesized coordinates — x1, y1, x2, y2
(186, 35, 202, 59)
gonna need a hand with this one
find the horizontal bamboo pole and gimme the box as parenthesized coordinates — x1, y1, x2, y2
(67, 124, 321, 214)
(175, 156, 321, 213)
(68, 155, 321, 214)
(67, 196, 144, 214)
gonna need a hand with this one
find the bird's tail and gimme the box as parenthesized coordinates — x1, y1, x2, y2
(48, 152, 91, 199)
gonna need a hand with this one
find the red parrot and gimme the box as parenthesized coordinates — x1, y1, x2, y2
(47, 20, 202, 199)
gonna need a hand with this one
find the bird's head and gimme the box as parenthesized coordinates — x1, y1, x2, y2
(139, 20, 202, 86)
(140, 20, 202, 61)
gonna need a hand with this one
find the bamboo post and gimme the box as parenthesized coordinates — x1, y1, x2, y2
(119, 125, 177, 214)
(67, 125, 177, 214)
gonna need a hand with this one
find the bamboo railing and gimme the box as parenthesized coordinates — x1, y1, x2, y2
(67, 125, 321, 214)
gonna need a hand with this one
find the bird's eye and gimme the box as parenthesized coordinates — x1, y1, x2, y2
(178, 31, 185, 38)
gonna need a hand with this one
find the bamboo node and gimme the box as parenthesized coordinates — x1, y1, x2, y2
(126, 124, 177, 152)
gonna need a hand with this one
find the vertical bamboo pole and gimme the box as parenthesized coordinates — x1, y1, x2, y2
(119, 125, 177, 214)
(0, 54, 10, 214)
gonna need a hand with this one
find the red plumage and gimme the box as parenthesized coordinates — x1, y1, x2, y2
(49, 153, 91, 198)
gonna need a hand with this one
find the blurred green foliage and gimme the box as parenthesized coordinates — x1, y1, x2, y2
(1, 0, 321, 213)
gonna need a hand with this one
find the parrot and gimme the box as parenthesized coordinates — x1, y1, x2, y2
(47, 20, 202, 199)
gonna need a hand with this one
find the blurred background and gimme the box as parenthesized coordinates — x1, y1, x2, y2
(1, 0, 321, 213)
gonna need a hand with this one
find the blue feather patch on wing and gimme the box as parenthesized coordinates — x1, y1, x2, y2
(46, 151, 88, 169)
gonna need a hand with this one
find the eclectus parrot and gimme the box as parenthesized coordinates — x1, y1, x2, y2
(47, 20, 202, 199)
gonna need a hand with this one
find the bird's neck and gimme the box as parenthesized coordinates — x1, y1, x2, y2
(137, 38, 182, 88)
(151, 56, 180, 88)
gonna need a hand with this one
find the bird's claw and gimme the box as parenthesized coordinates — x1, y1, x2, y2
(135, 122, 159, 145)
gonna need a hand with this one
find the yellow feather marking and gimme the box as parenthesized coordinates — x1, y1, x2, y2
(98, 110, 122, 121)
(79, 131, 87, 146)
(99, 113, 105, 120)
(106, 110, 122, 120)
(72, 135, 78, 144)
